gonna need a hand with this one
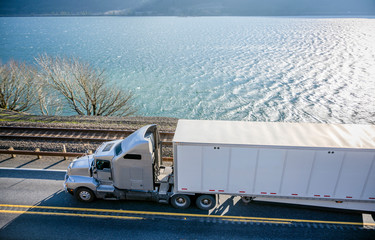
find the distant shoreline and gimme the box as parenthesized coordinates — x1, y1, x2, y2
(1, 14, 374, 18)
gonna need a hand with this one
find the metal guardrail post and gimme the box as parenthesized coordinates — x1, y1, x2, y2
(35, 148, 41, 159)
(8, 147, 16, 158)
(0, 149, 173, 162)
(63, 145, 67, 160)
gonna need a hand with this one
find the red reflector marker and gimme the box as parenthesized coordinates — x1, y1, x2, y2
(314, 195, 320, 197)
(292, 194, 298, 196)
(261, 192, 267, 194)
(239, 191, 245, 193)
(324, 195, 330, 197)
(181, 188, 187, 190)
(369, 197, 375, 200)
(218, 190, 224, 192)
(270, 193, 276, 195)
(209, 190, 215, 192)
(346, 196, 352, 199)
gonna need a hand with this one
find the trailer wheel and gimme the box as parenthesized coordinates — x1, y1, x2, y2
(241, 196, 253, 204)
(75, 187, 95, 203)
(196, 195, 216, 210)
(170, 194, 191, 209)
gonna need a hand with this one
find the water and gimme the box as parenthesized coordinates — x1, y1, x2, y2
(1, 16, 375, 124)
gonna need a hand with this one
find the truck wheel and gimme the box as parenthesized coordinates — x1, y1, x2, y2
(75, 187, 95, 202)
(241, 196, 253, 204)
(170, 194, 191, 209)
(196, 195, 216, 210)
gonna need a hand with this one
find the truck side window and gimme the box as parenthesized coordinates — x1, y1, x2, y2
(124, 154, 142, 160)
(96, 159, 110, 170)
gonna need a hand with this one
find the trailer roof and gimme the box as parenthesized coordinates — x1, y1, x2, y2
(173, 120, 375, 150)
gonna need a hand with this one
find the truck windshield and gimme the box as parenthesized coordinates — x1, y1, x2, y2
(114, 142, 122, 156)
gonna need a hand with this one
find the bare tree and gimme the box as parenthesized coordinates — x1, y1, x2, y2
(36, 84, 64, 116)
(36, 55, 136, 116)
(0, 60, 39, 112)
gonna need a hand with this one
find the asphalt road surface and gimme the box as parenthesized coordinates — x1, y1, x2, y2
(0, 168, 374, 240)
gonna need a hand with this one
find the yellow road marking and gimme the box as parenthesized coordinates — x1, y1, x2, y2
(0, 204, 372, 226)
(224, 219, 292, 224)
(0, 210, 143, 220)
(0, 209, 291, 225)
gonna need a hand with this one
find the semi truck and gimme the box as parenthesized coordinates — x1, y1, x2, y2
(64, 120, 375, 212)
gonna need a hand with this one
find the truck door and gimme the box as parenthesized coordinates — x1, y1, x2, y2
(124, 154, 145, 190)
(94, 159, 112, 182)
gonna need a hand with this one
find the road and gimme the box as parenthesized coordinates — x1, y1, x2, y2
(0, 168, 374, 240)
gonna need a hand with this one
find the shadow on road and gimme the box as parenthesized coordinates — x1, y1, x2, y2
(0, 157, 13, 164)
(212, 194, 368, 225)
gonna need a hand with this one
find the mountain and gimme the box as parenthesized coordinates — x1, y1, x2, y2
(0, 0, 374, 16)
(0, 0, 143, 15)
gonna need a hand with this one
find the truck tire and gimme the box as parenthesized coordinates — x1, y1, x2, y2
(196, 195, 216, 210)
(75, 187, 95, 203)
(170, 194, 191, 209)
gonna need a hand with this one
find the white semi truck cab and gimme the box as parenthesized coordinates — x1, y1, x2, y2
(64, 124, 216, 210)
(65, 120, 375, 212)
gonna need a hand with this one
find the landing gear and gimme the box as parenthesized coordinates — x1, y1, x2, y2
(241, 196, 253, 204)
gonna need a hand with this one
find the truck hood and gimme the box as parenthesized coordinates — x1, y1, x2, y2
(67, 155, 94, 177)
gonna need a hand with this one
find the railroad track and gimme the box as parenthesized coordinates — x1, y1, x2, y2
(0, 126, 174, 145)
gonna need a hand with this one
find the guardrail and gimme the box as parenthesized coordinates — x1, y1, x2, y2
(0, 149, 173, 162)
(0, 135, 173, 145)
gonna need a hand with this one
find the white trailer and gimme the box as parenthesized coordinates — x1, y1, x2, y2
(173, 120, 375, 212)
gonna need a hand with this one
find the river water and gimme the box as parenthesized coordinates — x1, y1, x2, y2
(1, 16, 374, 124)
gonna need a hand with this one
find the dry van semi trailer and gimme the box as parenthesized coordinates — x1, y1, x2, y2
(64, 120, 375, 212)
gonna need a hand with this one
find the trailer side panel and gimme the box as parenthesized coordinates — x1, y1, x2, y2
(227, 148, 258, 194)
(176, 144, 375, 203)
(173, 120, 375, 211)
(280, 150, 315, 196)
